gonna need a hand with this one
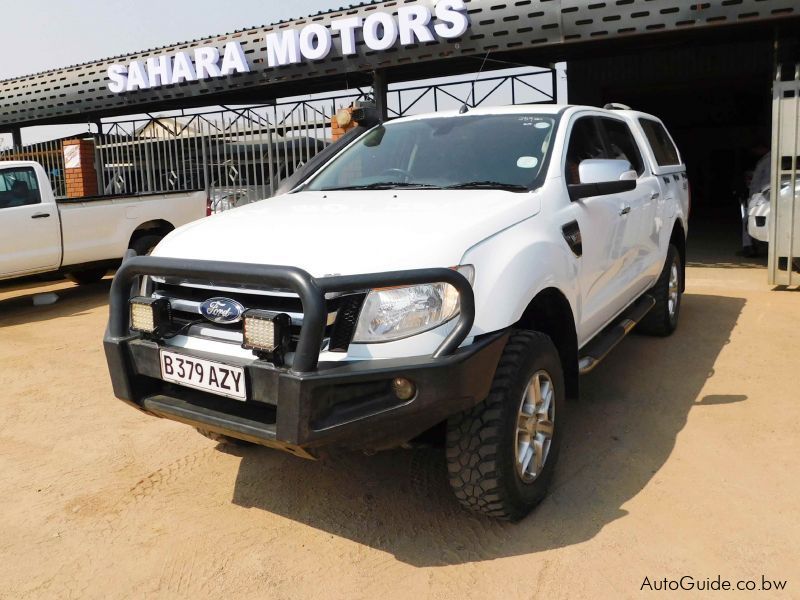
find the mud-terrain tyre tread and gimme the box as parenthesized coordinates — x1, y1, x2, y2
(638, 244, 682, 337)
(446, 330, 564, 521)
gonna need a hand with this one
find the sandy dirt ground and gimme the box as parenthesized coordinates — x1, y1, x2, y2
(0, 237, 798, 599)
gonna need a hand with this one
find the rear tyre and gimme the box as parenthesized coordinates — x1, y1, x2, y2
(638, 244, 682, 337)
(66, 267, 108, 285)
(195, 428, 253, 447)
(446, 331, 565, 521)
(130, 233, 164, 257)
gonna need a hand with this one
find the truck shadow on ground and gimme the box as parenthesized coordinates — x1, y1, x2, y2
(0, 278, 111, 328)
(229, 292, 745, 567)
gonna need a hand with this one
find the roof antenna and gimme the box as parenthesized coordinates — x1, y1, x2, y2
(460, 51, 491, 114)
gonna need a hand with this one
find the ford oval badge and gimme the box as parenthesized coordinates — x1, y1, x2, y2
(200, 297, 245, 324)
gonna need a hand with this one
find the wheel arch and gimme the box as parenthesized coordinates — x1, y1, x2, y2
(669, 218, 687, 292)
(128, 219, 175, 248)
(515, 287, 579, 402)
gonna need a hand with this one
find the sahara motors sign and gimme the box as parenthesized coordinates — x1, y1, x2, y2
(107, 0, 469, 94)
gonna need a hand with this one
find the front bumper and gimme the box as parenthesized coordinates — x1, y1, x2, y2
(104, 256, 505, 455)
(105, 331, 507, 455)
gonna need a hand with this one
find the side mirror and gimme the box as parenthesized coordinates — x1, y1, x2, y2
(568, 159, 637, 201)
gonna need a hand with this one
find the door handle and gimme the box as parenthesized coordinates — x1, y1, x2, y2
(651, 192, 661, 200)
(620, 206, 631, 216)
(31, 213, 51, 219)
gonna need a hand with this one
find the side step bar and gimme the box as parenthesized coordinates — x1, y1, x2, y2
(578, 295, 656, 375)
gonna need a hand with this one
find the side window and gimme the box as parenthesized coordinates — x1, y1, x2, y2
(600, 118, 645, 176)
(0, 167, 42, 209)
(565, 117, 605, 184)
(638, 118, 680, 166)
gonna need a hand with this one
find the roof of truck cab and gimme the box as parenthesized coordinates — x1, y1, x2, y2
(0, 161, 40, 169)
(388, 104, 571, 123)
(386, 104, 662, 124)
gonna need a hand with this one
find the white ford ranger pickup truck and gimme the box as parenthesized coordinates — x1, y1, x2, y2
(0, 160, 207, 284)
(104, 104, 689, 520)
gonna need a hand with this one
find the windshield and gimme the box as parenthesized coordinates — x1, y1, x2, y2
(305, 113, 557, 192)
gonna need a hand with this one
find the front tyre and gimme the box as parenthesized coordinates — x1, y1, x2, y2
(446, 331, 565, 521)
(638, 244, 682, 337)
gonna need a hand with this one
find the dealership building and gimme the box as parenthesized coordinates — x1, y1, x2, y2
(1, 0, 799, 285)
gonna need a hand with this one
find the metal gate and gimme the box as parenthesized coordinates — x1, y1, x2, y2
(0, 139, 66, 198)
(2, 67, 555, 210)
(96, 67, 555, 212)
(769, 64, 800, 286)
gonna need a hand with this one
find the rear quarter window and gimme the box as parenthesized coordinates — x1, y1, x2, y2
(638, 119, 681, 167)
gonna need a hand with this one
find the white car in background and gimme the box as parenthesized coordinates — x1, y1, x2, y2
(746, 180, 800, 249)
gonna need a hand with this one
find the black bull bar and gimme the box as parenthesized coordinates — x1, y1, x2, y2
(106, 256, 476, 373)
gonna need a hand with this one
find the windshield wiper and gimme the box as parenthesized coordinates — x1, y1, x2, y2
(321, 182, 438, 191)
(444, 181, 529, 192)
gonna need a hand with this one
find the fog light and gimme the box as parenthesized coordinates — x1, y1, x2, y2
(242, 310, 292, 364)
(392, 377, 417, 401)
(130, 297, 171, 336)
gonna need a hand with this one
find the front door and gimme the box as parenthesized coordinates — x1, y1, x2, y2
(0, 166, 61, 277)
(563, 115, 630, 341)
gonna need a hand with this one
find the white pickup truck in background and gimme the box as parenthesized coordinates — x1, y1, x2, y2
(0, 161, 208, 284)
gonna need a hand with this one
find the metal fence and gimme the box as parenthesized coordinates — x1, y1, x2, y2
(97, 102, 335, 212)
(2, 67, 556, 210)
(0, 139, 66, 198)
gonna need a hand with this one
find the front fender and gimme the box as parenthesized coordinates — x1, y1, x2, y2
(461, 218, 580, 335)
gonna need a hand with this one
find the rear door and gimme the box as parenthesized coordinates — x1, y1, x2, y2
(598, 116, 662, 295)
(0, 166, 61, 277)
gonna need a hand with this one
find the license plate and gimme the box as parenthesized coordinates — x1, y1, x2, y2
(159, 350, 247, 401)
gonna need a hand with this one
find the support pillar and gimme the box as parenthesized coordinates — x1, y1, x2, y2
(63, 138, 99, 198)
(372, 70, 388, 121)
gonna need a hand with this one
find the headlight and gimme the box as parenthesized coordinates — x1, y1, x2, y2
(352, 265, 474, 344)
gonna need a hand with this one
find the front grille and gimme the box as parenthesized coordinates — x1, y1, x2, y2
(152, 281, 364, 353)
(329, 293, 367, 352)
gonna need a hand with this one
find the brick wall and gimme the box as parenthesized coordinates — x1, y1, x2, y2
(63, 138, 98, 198)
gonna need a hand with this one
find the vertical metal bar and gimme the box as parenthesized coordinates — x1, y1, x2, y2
(256, 109, 264, 200)
(93, 132, 103, 195)
(290, 108, 298, 178)
(109, 126, 118, 194)
(266, 108, 276, 197)
(171, 117, 179, 190)
(133, 120, 142, 194)
(789, 67, 799, 284)
(235, 112, 244, 195)
(215, 115, 223, 205)
(190, 117, 199, 191)
(281, 108, 290, 183)
(303, 105, 310, 167)
(199, 118, 209, 198)
(178, 117, 187, 191)
(221, 112, 230, 198)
